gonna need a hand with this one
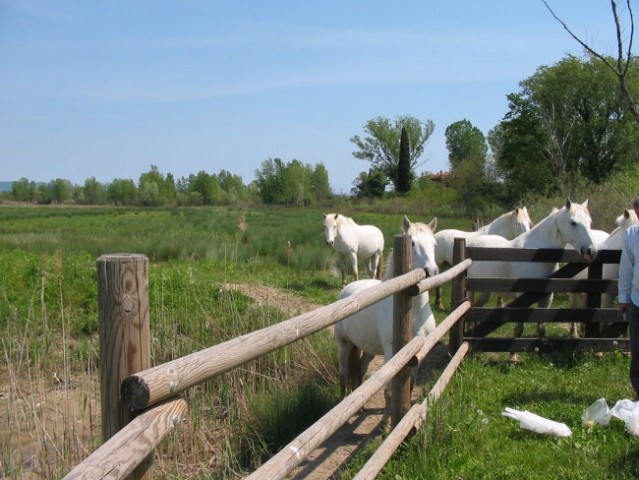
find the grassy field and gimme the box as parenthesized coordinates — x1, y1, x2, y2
(0, 204, 636, 479)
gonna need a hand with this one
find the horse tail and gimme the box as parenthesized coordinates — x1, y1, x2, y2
(375, 251, 384, 279)
(347, 346, 362, 391)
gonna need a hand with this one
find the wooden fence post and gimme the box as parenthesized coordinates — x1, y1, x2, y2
(97, 253, 152, 480)
(391, 234, 413, 427)
(449, 238, 467, 355)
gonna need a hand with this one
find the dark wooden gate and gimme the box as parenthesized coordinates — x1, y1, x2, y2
(449, 238, 628, 353)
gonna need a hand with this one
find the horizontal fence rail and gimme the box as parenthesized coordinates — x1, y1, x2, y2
(65, 237, 475, 479)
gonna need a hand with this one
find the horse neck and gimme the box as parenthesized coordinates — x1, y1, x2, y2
(512, 210, 563, 248)
(484, 212, 511, 236)
(336, 215, 355, 232)
(603, 226, 625, 250)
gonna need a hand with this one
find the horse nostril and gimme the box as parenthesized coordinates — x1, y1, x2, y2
(580, 246, 597, 262)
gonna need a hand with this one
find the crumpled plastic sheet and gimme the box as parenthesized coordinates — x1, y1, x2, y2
(503, 399, 639, 437)
(609, 399, 639, 436)
(502, 407, 572, 437)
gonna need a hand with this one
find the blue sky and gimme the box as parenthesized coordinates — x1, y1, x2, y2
(0, 1, 627, 194)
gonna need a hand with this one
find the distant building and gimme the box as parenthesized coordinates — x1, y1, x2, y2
(430, 170, 455, 188)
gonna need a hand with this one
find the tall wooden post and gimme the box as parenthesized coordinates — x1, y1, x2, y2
(97, 254, 152, 479)
(391, 234, 413, 427)
(449, 238, 467, 355)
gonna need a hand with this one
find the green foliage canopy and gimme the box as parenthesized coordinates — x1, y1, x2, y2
(350, 115, 434, 192)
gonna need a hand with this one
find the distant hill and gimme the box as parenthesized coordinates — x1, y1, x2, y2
(0, 181, 13, 192)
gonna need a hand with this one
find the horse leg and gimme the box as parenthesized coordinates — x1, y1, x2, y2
(347, 346, 363, 392)
(568, 292, 585, 338)
(536, 293, 553, 337)
(336, 336, 358, 397)
(349, 251, 359, 281)
(339, 256, 348, 286)
(364, 257, 374, 279)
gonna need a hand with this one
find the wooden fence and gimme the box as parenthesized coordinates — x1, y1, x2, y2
(63, 236, 473, 480)
(448, 237, 628, 353)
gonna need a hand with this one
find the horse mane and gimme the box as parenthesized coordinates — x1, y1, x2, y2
(515, 206, 533, 226)
(327, 213, 356, 226)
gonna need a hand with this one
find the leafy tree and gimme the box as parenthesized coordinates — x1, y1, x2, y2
(254, 158, 327, 206)
(494, 54, 639, 201)
(350, 115, 434, 191)
(310, 163, 331, 201)
(351, 168, 388, 198)
(139, 165, 177, 206)
(493, 92, 557, 203)
(445, 119, 488, 172)
(189, 170, 223, 205)
(11, 178, 37, 202)
(254, 158, 285, 204)
(107, 178, 137, 206)
(82, 177, 107, 204)
(397, 127, 411, 194)
(216, 170, 247, 202)
(49, 179, 73, 204)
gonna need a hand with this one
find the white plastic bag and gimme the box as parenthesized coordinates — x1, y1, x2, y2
(581, 398, 611, 427)
(610, 399, 639, 436)
(502, 407, 572, 437)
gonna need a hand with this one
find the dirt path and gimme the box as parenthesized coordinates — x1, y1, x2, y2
(224, 283, 451, 480)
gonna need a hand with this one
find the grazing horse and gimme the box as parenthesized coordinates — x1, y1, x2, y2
(433, 207, 533, 309)
(466, 199, 598, 338)
(323, 213, 384, 285)
(334, 215, 438, 412)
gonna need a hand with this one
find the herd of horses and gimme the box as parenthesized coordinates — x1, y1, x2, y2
(323, 200, 639, 410)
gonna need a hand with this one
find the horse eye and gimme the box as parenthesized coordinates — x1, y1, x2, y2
(571, 220, 577, 226)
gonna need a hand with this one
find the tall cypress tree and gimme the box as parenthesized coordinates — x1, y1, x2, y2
(397, 126, 411, 194)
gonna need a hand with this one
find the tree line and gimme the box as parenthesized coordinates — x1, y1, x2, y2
(5, 161, 332, 208)
(3, 53, 638, 214)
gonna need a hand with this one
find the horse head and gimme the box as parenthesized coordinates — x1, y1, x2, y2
(616, 208, 639, 229)
(323, 213, 339, 246)
(402, 215, 439, 277)
(556, 199, 598, 262)
(513, 207, 533, 236)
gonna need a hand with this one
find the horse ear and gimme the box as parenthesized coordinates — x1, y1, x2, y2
(402, 215, 411, 233)
(565, 198, 572, 209)
(582, 199, 589, 210)
(334, 213, 339, 220)
(625, 209, 631, 219)
(429, 217, 438, 232)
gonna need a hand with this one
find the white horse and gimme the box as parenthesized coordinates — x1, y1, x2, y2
(323, 213, 385, 285)
(433, 207, 533, 309)
(334, 215, 438, 411)
(466, 199, 598, 338)
(569, 208, 639, 337)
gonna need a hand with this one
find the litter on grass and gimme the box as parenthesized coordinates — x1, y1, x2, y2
(504, 399, 639, 437)
(502, 407, 572, 437)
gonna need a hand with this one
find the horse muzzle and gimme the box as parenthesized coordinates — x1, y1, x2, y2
(326, 241, 334, 247)
(580, 246, 598, 262)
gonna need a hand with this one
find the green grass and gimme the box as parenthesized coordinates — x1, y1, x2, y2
(345, 351, 638, 480)
(0, 204, 634, 479)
